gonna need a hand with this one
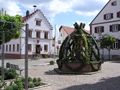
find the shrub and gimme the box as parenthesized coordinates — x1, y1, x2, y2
(12, 84, 18, 90)
(6, 63, 10, 68)
(21, 77, 25, 82)
(49, 61, 55, 65)
(3, 77, 44, 90)
(28, 77, 32, 82)
(33, 78, 37, 83)
(14, 78, 23, 90)
(0, 67, 7, 75)
(38, 78, 41, 82)
(28, 82, 34, 88)
(0, 67, 17, 80)
(34, 82, 40, 86)
(5, 69, 17, 80)
(5, 86, 13, 90)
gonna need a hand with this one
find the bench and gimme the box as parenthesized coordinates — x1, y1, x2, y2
(6, 63, 23, 75)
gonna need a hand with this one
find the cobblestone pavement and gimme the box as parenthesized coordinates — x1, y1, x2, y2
(1, 58, 120, 90)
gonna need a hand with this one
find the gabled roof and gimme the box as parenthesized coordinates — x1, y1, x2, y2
(59, 26, 75, 35)
(90, 0, 111, 25)
(59, 25, 89, 35)
(22, 9, 53, 30)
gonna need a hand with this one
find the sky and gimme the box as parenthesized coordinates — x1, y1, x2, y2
(0, 0, 109, 34)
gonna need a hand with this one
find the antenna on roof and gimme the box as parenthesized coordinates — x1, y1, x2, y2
(33, 5, 37, 11)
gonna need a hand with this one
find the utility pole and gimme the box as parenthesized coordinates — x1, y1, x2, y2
(54, 25, 56, 59)
(1, 30, 5, 81)
(25, 10, 29, 90)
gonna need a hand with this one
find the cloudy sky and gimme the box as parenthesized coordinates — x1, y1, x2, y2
(0, 0, 109, 31)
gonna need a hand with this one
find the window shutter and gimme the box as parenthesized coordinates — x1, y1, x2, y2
(117, 12, 119, 17)
(95, 27, 97, 33)
(101, 26, 104, 32)
(104, 14, 106, 20)
(117, 12, 120, 18)
(110, 25, 113, 32)
(118, 40, 120, 49)
(118, 24, 120, 31)
(111, 13, 113, 18)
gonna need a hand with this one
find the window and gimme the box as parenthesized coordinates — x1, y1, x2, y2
(110, 24, 120, 32)
(17, 44, 19, 52)
(44, 45, 48, 52)
(44, 32, 48, 39)
(28, 30, 32, 38)
(36, 20, 41, 26)
(13, 44, 15, 52)
(28, 44, 32, 52)
(111, 1, 117, 6)
(94, 26, 104, 33)
(117, 11, 120, 18)
(112, 40, 120, 49)
(104, 13, 113, 20)
(6, 45, 8, 52)
(36, 31, 40, 38)
(9, 45, 11, 52)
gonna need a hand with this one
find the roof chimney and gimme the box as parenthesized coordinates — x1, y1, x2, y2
(33, 5, 37, 11)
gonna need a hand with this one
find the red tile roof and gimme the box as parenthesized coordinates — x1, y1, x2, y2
(59, 26, 75, 35)
(59, 25, 90, 35)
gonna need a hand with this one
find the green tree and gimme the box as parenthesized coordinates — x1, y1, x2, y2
(0, 11, 23, 45)
(100, 35, 116, 60)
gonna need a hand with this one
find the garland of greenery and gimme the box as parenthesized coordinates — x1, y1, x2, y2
(57, 22, 102, 72)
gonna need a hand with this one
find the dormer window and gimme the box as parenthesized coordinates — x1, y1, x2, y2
(104, 13, 113, 20)
(111, 1, 117, 6)
(35, 18, 42, 26)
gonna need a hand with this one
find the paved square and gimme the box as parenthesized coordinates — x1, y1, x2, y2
(1, 58, 120, 90)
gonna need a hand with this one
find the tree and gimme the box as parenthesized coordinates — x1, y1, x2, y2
(100, 35, 116, 60)
(0, 10, 23, 45)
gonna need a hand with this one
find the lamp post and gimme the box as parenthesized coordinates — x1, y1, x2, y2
(25, 10, 29, 90)
(54, 25, 56, 59)
(1, 31, 5, 82)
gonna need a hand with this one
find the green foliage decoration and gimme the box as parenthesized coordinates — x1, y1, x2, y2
(57, 22, 102, 72)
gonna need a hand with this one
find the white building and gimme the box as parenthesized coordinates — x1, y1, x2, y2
(59, 25, 89, 43)
(0, 9, 53, 59)
(90, 0, 120, 59)
(59, 26, 75, 43)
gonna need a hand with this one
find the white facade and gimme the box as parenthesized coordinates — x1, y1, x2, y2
(90, 0, 120, 59)
(59, 26, 75, 43)
(0, 9, 53, 58)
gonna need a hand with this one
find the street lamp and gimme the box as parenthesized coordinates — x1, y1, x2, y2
(25, 10, 29, 90)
